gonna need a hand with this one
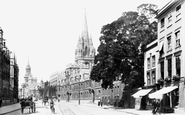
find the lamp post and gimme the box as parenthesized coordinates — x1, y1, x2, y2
(75, 75, 81, 105)
(65, 69, 70, 102)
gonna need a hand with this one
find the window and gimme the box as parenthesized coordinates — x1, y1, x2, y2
(175, 31, 180, 48)
(152, 70, 156, 85)
(176, 4, 181, 13)
(161, 18, 165, 28)
(147, 72, 150, 85)
(176, 55, 181, 76)
(167, 35, 172, 51)
(176, 4, 181, 20)
(168, 12, 172, 24)
(160, 61, 164, 79)
(147, 58, 150, 69)
(168, 58, 172, 78)
(152, 56, 155, 67)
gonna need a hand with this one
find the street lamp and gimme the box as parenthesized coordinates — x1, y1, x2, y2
(65, 69, 70, 102)
(75, 75, 81, 105)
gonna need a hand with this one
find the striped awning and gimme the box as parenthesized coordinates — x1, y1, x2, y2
(132, 89, 152, 98)
(149, 86, 178, 99)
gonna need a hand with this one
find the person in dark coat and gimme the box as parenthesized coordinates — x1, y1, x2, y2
(152, 99, 157, 115)
(0, 97, 2, 108)
(20, 99, 25, 114)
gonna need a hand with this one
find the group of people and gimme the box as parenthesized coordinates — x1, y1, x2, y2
(42, 97, 55, 113)
(152, 99, 161, 115)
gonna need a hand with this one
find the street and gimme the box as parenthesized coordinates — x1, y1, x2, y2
(5, 100, 137, 115)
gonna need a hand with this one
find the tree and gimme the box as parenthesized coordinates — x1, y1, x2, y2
(38, 81, 50, 98)
(137, 4, 158, 22)
(38, 86, 44, 98)
(48, 85, 57, 97)
(90, 5, 158, 89)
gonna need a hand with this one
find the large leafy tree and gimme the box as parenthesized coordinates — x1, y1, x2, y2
(90, 5, 158, 89)
(38, 81, 57, 98)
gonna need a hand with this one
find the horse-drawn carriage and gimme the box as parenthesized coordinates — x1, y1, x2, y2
(42, 97, 49, 105)
(20, 96, 36, 114)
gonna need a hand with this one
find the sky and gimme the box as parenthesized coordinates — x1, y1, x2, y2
(0, 0, 170, 87)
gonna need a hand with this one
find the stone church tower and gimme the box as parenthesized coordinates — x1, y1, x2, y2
(22, 61, 38, 98)
(75, 9, 96, 80)
(24, 61, 32, 83)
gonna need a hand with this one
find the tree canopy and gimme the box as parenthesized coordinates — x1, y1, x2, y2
(38, 81, 57, 98)
(90, 4, 158, 89)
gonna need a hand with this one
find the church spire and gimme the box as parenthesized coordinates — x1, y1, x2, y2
(83, 8, 88, 34)
(75, 8, 95, 62)
(81, 8, 89, 41)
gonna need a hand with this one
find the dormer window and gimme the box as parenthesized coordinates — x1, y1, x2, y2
(161, 18, 165, 28)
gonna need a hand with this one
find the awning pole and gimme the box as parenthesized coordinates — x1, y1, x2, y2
(170, 92, 172, 108)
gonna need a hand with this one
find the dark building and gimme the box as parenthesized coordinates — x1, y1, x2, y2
(0, 27, 19, 105)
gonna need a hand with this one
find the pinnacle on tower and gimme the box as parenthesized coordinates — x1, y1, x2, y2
(82, 8, 89, 41)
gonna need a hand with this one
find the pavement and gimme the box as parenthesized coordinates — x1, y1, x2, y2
(61, 100, 185, 115)
(0, 103, 21, 115)
(0, 100, 185, 115)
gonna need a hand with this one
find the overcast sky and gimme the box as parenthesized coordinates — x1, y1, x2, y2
(0, 0, 170, 87)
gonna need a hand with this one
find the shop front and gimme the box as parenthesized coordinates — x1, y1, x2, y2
(149, 85, 178, 113)
(132, 88, 153, 110)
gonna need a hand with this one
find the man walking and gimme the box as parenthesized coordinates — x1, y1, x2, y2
(20, 99, 25, 114)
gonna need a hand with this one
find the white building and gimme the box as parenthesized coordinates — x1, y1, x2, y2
(21, 62, 38, 98)
(144, 0, 185, 113)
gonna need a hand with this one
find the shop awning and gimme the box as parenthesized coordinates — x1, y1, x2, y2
(149, 86, 178, 99)
(132, 89, 152, 98)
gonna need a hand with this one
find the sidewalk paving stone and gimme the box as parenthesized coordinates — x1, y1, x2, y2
(0, 103, 21, 115)
(60, 100, 185, 115)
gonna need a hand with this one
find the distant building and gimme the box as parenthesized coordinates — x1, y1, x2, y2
(49, 71, 58, 86)
(57, 9, 126, 106)
(21, 62, 38, 98)
(56, 70, 65, 98)
(58, 9, 97, 101)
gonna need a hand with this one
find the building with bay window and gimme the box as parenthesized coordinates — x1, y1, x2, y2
(143, 0, 185, 113)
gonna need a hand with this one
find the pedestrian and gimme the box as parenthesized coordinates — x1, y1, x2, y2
(156, 99, 161, 114)
(20, 99, 25, 114)
(100, 98, 103, 107)
(0, 97, 2, 108)
(152, 99, 157, 115)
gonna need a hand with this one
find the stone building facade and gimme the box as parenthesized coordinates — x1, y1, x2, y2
(58, 9, 96, 101)
(142, 0, 185, 112)
(156, 0, 185, 111)
(0, 27, 19, 104)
